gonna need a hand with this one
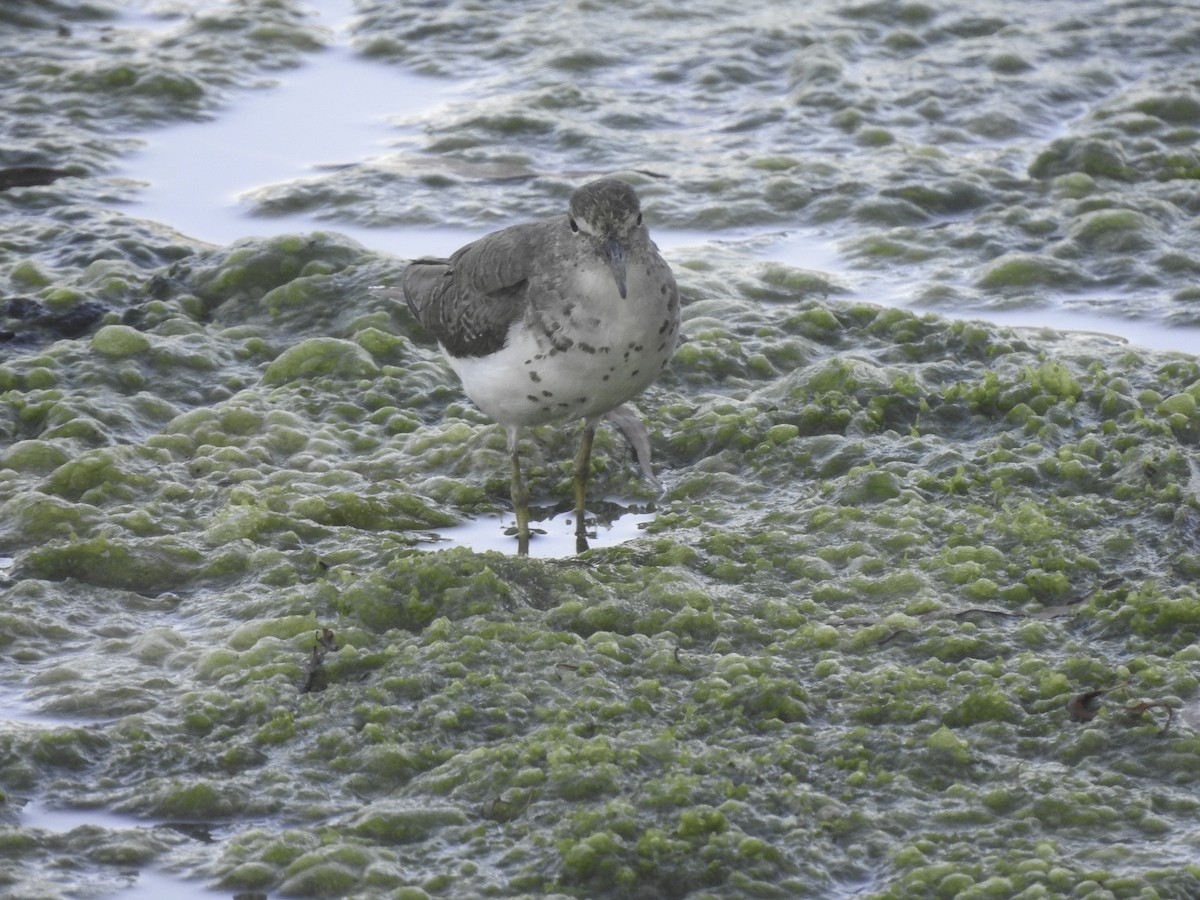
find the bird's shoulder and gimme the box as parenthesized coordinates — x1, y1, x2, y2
(401, 217, 564, 358)
(449, 216, 563, 294)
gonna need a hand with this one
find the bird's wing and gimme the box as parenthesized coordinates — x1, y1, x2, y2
(402, 221, 552, 358)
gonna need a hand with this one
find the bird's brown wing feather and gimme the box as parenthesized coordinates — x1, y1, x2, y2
(402, 221, 555, 358)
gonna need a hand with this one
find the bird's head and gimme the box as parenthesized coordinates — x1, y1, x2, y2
(568, 178, 645, 300)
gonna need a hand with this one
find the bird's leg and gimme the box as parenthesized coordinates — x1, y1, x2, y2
(573, 421, 596, 553)
(508, 427, 531, 556)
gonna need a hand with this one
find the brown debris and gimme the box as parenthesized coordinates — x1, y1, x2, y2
(0, 166, 74, 191)
(1066, 688, 1110, 722)
(300, 628, 339, 694)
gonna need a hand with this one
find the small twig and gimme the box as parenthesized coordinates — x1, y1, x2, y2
(300, 628, 339, 694)
(1123, 700, 1177, 737)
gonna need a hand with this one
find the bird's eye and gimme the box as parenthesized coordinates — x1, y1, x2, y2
(569, 218, 579, 233)
(636, 213, 643, 226)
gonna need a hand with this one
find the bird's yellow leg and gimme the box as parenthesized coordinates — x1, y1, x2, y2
(573, 422, 596, 553)
(511, 442, 531, 556)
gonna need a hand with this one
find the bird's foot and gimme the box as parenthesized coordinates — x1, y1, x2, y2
(573, 510, 593, 554)
(503, 525, 546, 538)
(504, 524, 545, 556)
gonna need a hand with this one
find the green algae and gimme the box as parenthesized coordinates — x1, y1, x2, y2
(262, 337, 381, 383)
(228, 615, 320, 651)
(976, 253, 1082, 290)
(22, 535, 206, 592)
(7, 270, 1199, 897)
(1067, 208, 1158, 252)
(91, 324, 151, 357)
(278, 861, 360, 898)
(0, 439, 70, 474)
(348, 801, 469, 843)
(4, 3, 1200, 899)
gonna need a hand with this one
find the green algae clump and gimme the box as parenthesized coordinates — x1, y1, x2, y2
(92, 324, 151, 357)
(0, 439, 70, 473)
(925, 726, 972, 767)
(347, 801, 468, 844)
(976, 253, 1081, 290)
(262, 337, 380, 384)
(23, 535, 204, 592)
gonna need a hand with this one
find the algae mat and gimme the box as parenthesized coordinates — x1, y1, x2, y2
(2, 230, 1200, 897)
(2, 0, 1200, 896)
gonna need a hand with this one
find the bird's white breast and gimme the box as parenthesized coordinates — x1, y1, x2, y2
(448, 253, 678, 428)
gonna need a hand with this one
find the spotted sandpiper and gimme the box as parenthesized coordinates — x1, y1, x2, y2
(399, 178, 681, 555)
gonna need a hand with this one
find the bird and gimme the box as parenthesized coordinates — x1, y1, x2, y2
(398, 177, 681, 555)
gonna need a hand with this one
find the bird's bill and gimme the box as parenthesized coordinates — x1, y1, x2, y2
(604, 239, 628, 299)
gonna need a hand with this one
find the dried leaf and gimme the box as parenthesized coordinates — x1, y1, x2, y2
(947, 606, 1023, 620)
(1029, 603, 1077, 620)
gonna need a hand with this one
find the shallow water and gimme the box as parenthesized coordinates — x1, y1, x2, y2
(116, 0, 464, 255)
(19, 800, 231, 900)
(420, 504, 658, 558)
(5, 0, 1200, 897)
(111, 0, 1200, 356)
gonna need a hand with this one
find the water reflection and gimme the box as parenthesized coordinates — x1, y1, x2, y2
(116, 0, 460, 254)
(18, 801, 233, 899)
(419, 502, 657, 558)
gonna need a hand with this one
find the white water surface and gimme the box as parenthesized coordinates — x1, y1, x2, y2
(419, 506, 658, 558)
(117, 0, 465, 258)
